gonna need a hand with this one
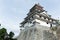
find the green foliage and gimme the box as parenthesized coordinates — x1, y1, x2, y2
(0, 28, 7, 40)
(9, 31, 15, 40)
(0, 28, 17, 40)
(51, 27, 57, 31)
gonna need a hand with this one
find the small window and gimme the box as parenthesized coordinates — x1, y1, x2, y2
(40, 16, 41, 17)
(32, 16, 33, 18)
(44, 17, 46, 19)
(33, 21, 36, 24)
(46, 22, 48, 24)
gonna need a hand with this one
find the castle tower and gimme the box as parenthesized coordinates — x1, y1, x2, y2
(20, 4, 57, 29)
(17, 4, 58, 40)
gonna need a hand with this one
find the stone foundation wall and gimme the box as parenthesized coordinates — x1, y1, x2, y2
(17, 25, 58, 40)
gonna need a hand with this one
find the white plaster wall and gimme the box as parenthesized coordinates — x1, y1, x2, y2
(24, 18, 51, 28)
(24, 22, 33, 28)
(24, 23, 29, 27)
(34, 19, 50, 27)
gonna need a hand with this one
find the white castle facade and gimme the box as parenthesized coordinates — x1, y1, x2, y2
(17, 4, 60, 40)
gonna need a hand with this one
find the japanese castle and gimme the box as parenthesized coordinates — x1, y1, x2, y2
(17, 4, 60, 40)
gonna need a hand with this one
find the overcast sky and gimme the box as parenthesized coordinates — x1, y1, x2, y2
(0, 0, 60, 37)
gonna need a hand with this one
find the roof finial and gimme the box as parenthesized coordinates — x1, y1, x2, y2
(38, 3, 40, 5)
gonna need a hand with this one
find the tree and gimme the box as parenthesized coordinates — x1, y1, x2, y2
(9, 31, 15, 40)
(0, 28, 7, 40)
(0, 28, 17, 40)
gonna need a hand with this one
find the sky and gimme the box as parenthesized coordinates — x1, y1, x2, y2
(0, 0, 60, 37)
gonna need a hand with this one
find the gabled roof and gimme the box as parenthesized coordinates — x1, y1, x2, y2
(30, 4, 44, 12)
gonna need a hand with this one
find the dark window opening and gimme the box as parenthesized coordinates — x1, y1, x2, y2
(47, 22, 48, 24)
